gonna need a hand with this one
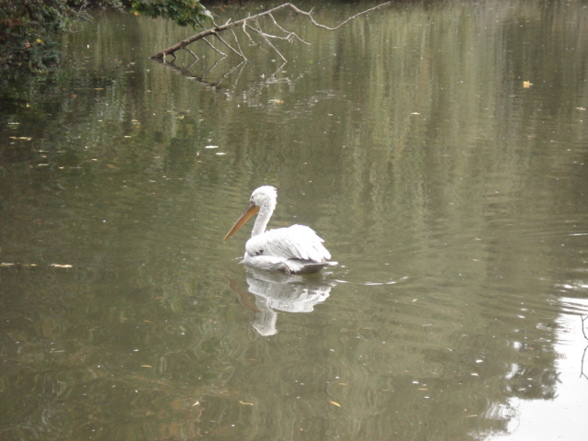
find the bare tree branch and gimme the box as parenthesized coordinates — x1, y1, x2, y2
(151, 2, 390, 61)
(230, 27, 246, 58)
(202, 37, 226, 57)
(214, 32, 246, 59)
(241, 18, 258, 47)
(269, 12, 310, 45)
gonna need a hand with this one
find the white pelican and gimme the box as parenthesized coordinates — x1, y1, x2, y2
(223, 186, 331, 274)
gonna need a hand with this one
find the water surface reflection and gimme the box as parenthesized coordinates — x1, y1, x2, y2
(1, 1, 588, 440)
(228, 268, 333, 336)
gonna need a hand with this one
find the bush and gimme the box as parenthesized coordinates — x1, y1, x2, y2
(131, 0, 212, 29)
(0, 0, 71, 71)
(0, 0, 209, 73)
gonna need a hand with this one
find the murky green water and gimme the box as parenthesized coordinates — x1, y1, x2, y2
(1, 1, 587, 440)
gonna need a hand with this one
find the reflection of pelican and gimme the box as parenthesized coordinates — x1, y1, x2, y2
(244, 268, 332, 336)
(223, 186, 331, 274)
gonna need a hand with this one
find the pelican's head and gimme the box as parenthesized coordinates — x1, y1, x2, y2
(250, 185, 277, 209)
(223, 186, 277, 241)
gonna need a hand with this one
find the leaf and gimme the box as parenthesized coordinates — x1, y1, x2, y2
(329, 400, 342, 408)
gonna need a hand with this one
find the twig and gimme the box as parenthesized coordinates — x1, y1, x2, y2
(244, 24, 268, 52)
(242, 18, 258, 46)
(214, 33, 246, 59)
(202, 37, 226, 57)
(287, 2, 387, 31)
(269, 12, 310, 45)
(183, 46, 199, 61)
(248, 20, 287, 62)
(230, 27, 246, 59)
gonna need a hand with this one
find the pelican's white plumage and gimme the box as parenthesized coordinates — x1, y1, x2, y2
(224, 186, 331, 274)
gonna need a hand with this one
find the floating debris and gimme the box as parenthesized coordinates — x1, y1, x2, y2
(49, 264, 73, 269)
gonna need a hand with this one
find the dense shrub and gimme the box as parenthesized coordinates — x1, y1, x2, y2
(0, 0, 209, 72)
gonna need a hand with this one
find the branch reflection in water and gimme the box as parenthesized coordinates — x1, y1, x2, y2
(227, 268, 333, 336)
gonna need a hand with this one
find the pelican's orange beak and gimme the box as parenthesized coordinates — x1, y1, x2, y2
(223, 201, 260, 241)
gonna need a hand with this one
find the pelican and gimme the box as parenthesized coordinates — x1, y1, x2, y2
(223, 186, 331, 274)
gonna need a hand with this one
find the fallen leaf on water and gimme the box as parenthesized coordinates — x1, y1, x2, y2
(329, 400, 342, 408)
(50, 264, 73, 268)
(238, 400, 254, 406)
(523, 81, 533, 88)
(140, 365, 152, 368)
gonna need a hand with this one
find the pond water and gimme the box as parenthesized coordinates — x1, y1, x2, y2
(1, 1, 587, 440)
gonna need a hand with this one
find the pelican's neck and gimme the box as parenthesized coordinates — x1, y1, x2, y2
(251, 199, 275, 237)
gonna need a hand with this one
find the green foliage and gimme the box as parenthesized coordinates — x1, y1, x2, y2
(131, 0, 212, 28)
(0, 1, 123, 72)
(1, 0, 67, 71)
(0, 0, 209, 73)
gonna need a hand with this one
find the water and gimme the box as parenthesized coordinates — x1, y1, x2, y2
(1, 1, 587, 440)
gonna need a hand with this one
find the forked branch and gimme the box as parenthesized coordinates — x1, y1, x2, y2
(151, 2, 390, 61)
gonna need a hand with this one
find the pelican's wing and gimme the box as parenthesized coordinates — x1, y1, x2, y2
(245, 224, 331, 263)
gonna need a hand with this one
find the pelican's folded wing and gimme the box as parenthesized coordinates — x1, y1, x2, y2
(245, 225, 331, 263)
